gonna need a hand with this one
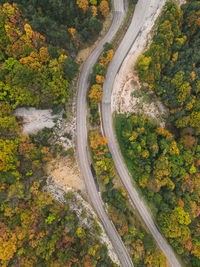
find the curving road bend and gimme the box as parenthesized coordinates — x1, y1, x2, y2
(102, 0, 182, 267)
(76, 1, 134, 266)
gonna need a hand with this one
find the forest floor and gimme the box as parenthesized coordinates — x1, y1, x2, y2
(112, 71, 168, 126)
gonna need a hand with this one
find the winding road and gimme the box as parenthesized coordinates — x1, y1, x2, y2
(102, 0, 182, 267)
(76, 1, 134, 266)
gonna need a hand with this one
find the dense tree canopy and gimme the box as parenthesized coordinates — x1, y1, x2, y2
(117, 1, 200, 266)
(0, 2, 115, 266)
(136, 0, 200, 129)
(0, 0, 110, 50)
(89, 130, 167, 266)
(0, 3, 76, 108)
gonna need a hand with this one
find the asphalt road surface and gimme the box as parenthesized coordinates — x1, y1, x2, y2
(76, 1, 134, 266)
(102, 0, 182, 267)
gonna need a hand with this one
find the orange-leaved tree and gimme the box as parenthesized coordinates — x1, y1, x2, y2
(99, 0, 109, 18)
(89, 131, 108, 150)
(76, 0, 89, 13)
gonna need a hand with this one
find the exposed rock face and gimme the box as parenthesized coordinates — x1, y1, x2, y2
(14, 107, 56, 134)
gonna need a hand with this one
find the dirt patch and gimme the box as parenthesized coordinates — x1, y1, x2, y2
(45, 155, 85, 192)
(111, 0, 166, 121)
(175, 0, 186, 6)
(114, 72, 168, 125)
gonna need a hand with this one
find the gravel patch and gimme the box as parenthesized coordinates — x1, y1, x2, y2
(14, 107, 56, 135)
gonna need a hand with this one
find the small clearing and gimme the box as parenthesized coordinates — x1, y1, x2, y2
(114, 72, 168, 126)
(14, 106, 76, 151)
(175, 0, 186, 5)
(45, 155, 85, 192)
(14, 107, 56, 135)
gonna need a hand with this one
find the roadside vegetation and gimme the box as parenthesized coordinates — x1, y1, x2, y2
(87, 39, 167, 266)
(88, 42, 114, 126)
(0, 1, 116, 266)
(111, 0, 138, 50)
(115, 1, 200, 266)
(89, 130, 168, 266)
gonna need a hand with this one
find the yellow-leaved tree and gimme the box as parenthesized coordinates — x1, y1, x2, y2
(99, 0, 109, 18)
(76, 0, 89, 13)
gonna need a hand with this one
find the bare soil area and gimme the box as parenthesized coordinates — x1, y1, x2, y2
(111, 0, 166, 122)
(176, 0, 186, 5)
(45, 155, 85, 192)
(114, 71, 168, 125)
(14, 107, 56, 135)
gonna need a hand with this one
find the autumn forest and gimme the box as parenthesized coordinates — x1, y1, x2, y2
(116, 1, 200, 266)
(0, 0, 200, 266)
(0, 1, 115, 266)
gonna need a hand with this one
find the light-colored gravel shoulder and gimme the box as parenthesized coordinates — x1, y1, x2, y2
(111, 0, 166, 119)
